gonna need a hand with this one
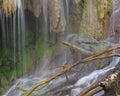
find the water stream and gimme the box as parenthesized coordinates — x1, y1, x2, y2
(71, 56, 120, 96)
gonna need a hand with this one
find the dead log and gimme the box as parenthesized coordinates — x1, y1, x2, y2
(84, 87, 103, 96)
(78, 67, 120, 96)
(77, 75, 107, 96)
(100, 68, 120, 95)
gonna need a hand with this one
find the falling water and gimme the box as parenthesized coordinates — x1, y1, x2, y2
(71, 56, 120, 96)
(0, 13, 6, 50)
(42, 0, 48, 25)
(65, 0, 69, 37)
(13, 0, 26, 76)
(3, 0, 68, 96)
(0, 0, 26, 85)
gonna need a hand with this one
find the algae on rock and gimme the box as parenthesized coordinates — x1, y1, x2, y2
(69, 0, 112, 39)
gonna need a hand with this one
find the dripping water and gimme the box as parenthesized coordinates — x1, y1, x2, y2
(13, 0, 26, 76)
(3, 0, 68, 96)
(0, 0, 26, 83)
(64, 0, 69, 38)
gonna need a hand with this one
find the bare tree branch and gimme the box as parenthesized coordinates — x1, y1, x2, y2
(22, 45, 120, 96)
(61, 41, 93, 55)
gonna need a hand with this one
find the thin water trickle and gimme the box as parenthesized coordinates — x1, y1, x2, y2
(13, 0, 26, 76)
(64, 0, 69, 38)
(43, 0, 48, 25)
(0, 13, 6, 50)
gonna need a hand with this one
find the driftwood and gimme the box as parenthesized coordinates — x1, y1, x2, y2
(84, 87, 103, 96)
(100, 70, 120, 95)
(77, 67, 120, 96)
(77, 75, 107, 96)
(21, 43, 120, 96)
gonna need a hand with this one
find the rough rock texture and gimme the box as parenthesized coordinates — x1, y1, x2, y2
(1, 0, 14, 16)
(31, 0, 42, 17)
(69, 0, 112, 40)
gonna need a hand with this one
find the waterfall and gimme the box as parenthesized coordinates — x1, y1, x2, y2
(2, 0, 68, 96)
(13, 0, 25, 76)
(1, 0, 120, 96)
(0, 0, 26, 80)
(2, 0, 26, 95)
(13, 0, 26, 76)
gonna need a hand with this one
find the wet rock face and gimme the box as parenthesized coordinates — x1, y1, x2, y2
(69, 0, 112, 40)
(31, 0, 42, 17)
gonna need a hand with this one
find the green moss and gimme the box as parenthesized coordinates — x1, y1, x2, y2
(35, 39, 48, 61)
(1, 77, 8, 86)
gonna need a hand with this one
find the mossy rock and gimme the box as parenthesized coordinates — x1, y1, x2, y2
(1, 76, 8, 86)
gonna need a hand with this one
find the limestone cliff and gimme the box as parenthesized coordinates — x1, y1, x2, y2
(69, 0, 112, 39)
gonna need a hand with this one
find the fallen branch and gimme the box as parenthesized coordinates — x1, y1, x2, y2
(77, 73, 109, 96)
(16, 86, 27, 92)
(77, 67, 120, 96)
(22, 46, 120, 96)
(62, 41, 120, 59)
(84, 87, 103, 96)
(61, 41, 93, 55)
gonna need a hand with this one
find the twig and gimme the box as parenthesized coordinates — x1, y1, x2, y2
(65, 73, 69, 83)
(16, 86, 27, 92)
(62, 41, 120, 59)
(84, 87, 103, 96)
